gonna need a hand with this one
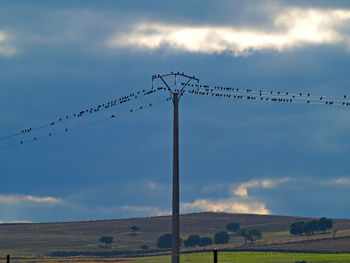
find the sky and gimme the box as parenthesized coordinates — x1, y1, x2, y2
(1, 0, 350, 222)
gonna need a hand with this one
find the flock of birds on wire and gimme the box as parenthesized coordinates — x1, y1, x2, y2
(183, 83, 350, 107)
(1, 81, 350, 150)
(0, 86, 171, 149)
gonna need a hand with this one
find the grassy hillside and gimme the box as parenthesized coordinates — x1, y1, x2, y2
(0, 212, 350, 257)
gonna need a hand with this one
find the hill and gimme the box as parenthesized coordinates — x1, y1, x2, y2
(0, 212, 350, 257)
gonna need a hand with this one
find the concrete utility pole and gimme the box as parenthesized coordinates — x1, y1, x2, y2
(152, 72, 199, 263)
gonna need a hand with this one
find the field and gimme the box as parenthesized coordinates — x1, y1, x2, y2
(1, 212, 350, 258)
(6, 252, 350, 263)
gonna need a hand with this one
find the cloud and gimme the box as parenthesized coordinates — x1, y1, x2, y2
(107, 7, 350, 56)
(0, 194, 61, 204)
(181, 198, 269, 215)
(147, 180, 168, 191)
(122, 205, 170, 216)
(181, 177, 290, 215)
(232, 178, 289, 197)
(0, 31, 16, 56)
(331, 177, 350, 185)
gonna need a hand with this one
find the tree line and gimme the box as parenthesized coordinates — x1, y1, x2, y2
(289, 217, 333, 236)
(156, 221, 262, 248)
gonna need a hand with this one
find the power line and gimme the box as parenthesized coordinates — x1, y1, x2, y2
(186, 83, 350, 102)
(0, 86, 168, 142)
(182, 84, 350, 107)
(0, 97, 171, 150)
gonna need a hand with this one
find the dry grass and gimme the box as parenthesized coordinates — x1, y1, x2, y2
(0, 212, 349, 257)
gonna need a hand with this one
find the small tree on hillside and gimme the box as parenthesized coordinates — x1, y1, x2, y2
(226, 222, 240, 234)
(99, 236, 114, 247)
(238, 228, 262, 244)
(319, 217, 333, 233)
(130, 226, 139, 236)
(157, 233, 172, 248)
(290, 221, 305, 236)
(184, 234, 200, 247)
(214, 231, 230, 245)
(140, 244, 149, 250)
(199, 237, 213, 247)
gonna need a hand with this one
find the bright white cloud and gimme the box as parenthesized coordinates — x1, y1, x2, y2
(0, 31, 16, 56)
(122, 205, 170, 216)
(181, 177, 288, 215)
(0, 194, 61, 204)
(182, 198, 269, 215)
(232, 178, 289, 197)
(108, 7, 350, 56)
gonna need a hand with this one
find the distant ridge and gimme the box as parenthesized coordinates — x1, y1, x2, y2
(0, 212, 349, 257)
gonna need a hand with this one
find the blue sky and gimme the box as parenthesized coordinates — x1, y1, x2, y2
(1, 0, 350, 222)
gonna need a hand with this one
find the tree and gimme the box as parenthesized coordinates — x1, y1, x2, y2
(214, 231, 230, 245)
(140, 244, 149, 250)
(319, 217, 333, 233)
(157, 233, 172, 248)
(289, 221, 305, 236)
(305, 220, 321, 236)
(99, 236, 113, 247)
(184, 234, 200, 247)
(290, 218, 333, 237)
(199, 237, 213, 247)
(238, 228, 262, 244)
(226, 222, 240, 234)
(130, 226, 139, 236)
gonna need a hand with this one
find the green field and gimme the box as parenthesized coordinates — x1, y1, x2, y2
(131, 252, 350, 263)
(6, 252, 350, 263)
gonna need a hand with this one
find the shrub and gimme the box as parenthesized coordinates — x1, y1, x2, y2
(184, 235, 200, 247)
(157, 233, 172, 248)
(214, 231, 230, 244)
(140, 244, 149, 249)
(199, 237, 213, 247)
(99, 236, 113, 246)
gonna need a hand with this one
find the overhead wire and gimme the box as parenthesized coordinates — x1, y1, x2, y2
(0, 86, 168, 142)
(0, 96, 172, 150)
(181, 83, 350, 108)
(4, 79, 350, 150)
(186, 83, 350, 102)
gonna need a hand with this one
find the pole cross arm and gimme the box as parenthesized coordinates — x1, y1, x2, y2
(152, 72, 199, 103)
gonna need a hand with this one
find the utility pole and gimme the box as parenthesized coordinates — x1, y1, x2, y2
(152, 72, 199, 263)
